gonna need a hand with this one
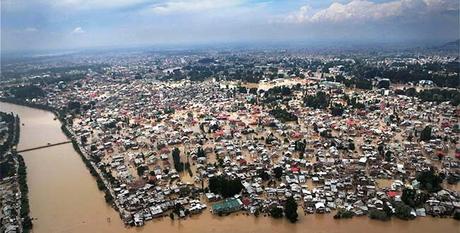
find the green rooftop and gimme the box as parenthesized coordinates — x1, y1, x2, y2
(212, 198, 242, 214)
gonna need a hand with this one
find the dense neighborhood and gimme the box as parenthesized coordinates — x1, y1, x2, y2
(1, 49, 459, 229)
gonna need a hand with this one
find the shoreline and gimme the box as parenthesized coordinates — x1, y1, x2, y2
(0, 108, 33, 233)
(0, 98, 125, 222)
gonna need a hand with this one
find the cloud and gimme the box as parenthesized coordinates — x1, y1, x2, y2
(2, 0, 151, 11)
(71, 27, 85, 34)
(24, 27, 39, 32)
(53, 0, 148, 10)
(285, 0, 459, 23)
(148, 0, 242, 14)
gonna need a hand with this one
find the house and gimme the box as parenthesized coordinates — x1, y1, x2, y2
(212, 198, 243, 214)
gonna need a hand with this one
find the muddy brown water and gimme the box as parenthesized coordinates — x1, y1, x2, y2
(1, 102, 459, 233)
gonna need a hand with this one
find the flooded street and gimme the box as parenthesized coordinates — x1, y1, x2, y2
(1, 101, 459, 233)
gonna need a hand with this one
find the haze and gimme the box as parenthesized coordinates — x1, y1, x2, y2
(1, 0, 459, 51)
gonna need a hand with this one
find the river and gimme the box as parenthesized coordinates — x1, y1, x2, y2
(1, 102, 458, 233)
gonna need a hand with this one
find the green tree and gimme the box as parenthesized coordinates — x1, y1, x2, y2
(420, 126, 432, 142)
(208, 176, 243, 198)
(284, 197, 298, 223)
(172, 147, 183, 172)
(273, 167, 283, 180)
(368, 209, 390, 221)
(416, 168, 443, 192)
(270, 206, 283, 218)
(393, 202, 414, 220)
(304, 91, 330, 109)
(137, 166, 148, 177)
(330, 104, 345, 116)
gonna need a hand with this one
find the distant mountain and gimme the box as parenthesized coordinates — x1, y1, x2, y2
(433, 39, 459, 52)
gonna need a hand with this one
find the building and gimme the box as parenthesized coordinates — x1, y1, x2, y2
(211, 198, 243, 214)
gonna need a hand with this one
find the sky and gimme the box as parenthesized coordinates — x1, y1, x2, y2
(1, 0, 459, 51)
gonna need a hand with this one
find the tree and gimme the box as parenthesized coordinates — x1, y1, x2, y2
(454, 210, 460, 220)
(208, 176, 243, 198)
(9, 85, 45, 99)
(270, 206, 283, 218)
(137, 166, 148, 177)
(273, 167, 283, 180)
(384, 150, 393, 162)
(197, 147, 206, 158)
(377, 79, 390, 89)
(330, 104, 345, 116)
(368, 209, 390, 221)
(354, 78, 373, 90)
(401, 188, 429, 208)
(393, 202, 414, 220)
(284, 197, 298, 223)
(269, 108, 298, 122)
(401, 188, 416, 207)
(304, 91, 330, 109)
(258, 170, 270, 181)
(172, 147, 183, 172)
(377, 144, 385, 156)
(349, 140, 356, 151)
(420, 126, 432, 142)
(334, 209, 354, 219)
(416, 168, 443, 192)
(294, 140, 306, 152)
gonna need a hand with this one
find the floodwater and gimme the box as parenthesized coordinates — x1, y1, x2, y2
(1, 101, 459, 233)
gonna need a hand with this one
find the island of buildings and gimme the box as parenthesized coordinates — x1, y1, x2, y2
(0, 111, 32, 233)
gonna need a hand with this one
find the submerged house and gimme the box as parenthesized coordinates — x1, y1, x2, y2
(211, 198, 243, 215)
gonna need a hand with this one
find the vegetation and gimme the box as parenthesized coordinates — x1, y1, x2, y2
(420, 126, 432, 142)
(377, 79, 390, 89)
(393, 202, 415, 220)
(454, 210, 460, 220)
(334, 209, 354, 219)
(368, 209, 391, 221)
(266, 86, 292, 96)
(17, 154, 33, 231)
(330, 104, 345, 116)
(284, 197, 298, 223)
(269, 108, 298, 122)
(208, 175, 243, 198)
(416, 168, 444, 193)
(304, 91, 330, 109)
(0, 156, 15, 178)
(351, 62, 460, 88)
(396, 88, 460, 106)
(0, 112, 19, 157)
(269, 206, 283, 218)
(401, 188, 429, 208)
(294, 140, 306, 154)
(8, 85, 45, 99)
(353, 78, 373, 90)
(196, 147, 206, 158)
(137, 165, 148, 176)
(172, 147, 184, 172)
(418, 89, 460, 105)
(273, 166, 283, 180)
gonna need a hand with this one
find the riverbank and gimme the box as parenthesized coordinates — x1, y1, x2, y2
(0, 98, 121, 215)
(0, 110, 33, 233)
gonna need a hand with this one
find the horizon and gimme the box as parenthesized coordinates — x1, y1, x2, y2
(1, 38, 458, 59)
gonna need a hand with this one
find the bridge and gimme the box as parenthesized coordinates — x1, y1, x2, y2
(17, 141, 72, 153)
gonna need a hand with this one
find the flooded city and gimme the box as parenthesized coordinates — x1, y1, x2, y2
(1, 101, 458, 233)
(2, 2, 460, 229)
